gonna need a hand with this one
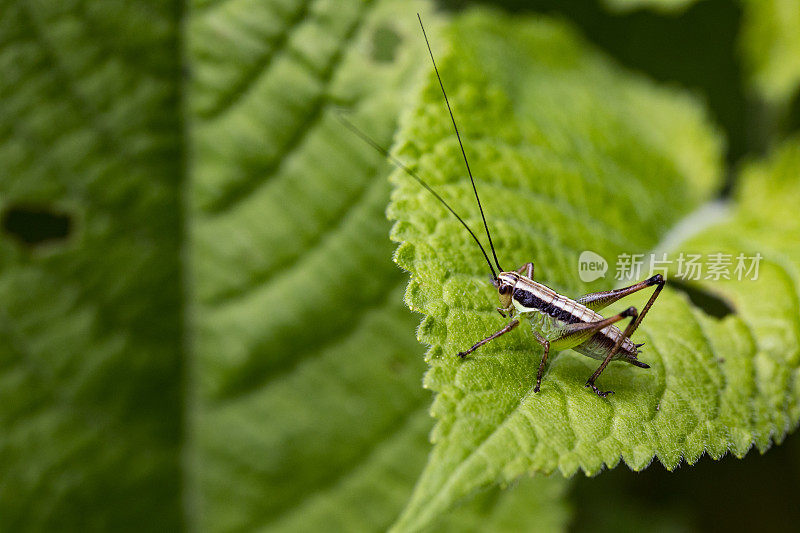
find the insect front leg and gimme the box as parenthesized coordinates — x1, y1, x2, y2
(458, 319, 519, 359)
(497, 300, 515, 318)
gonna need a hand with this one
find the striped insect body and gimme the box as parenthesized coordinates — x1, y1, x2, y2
(504, 274, 639, 362)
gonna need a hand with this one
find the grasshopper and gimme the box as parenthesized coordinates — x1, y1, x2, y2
(340, 15, 664, 397)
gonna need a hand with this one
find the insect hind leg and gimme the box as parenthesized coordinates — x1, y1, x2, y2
(579, 276, 665, 396)
(577, 274, 663, 312)
(585, 307, 639, 397)
(516, 262, 534, 278)
(533, 331, 549, 393)
(535, 308, 636, 393)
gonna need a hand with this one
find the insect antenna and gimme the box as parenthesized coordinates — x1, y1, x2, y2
(418, 14, 503, 273)
(336, 112, 498, 280)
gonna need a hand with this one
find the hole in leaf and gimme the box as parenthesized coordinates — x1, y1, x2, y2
(668, 278, 735, 318)
(2, 204, 73, 246)
(371, 24, 401, 62)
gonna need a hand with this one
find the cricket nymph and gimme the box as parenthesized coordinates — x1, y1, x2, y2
(342, 14, 665, 397)
(463, 262, 662, 397)
(495, 269, 648, 366)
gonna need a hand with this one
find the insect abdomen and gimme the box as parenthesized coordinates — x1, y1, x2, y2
(512, 281, 641, 362)
(573, 330, 638, 362)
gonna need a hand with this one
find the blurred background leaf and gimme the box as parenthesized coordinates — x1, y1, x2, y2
(187, 0, 567, 531)
(0, 1, 183, 529)
(603, 0, 697, 14)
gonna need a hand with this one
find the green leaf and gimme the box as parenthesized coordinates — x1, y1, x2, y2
(384, 10, 800, 532)
(2, 0, 573, 530)
(739, 0, 800, 105)
(677, 138, 800, 451)
(431, 475, 570, 533)
(0, 1, 183, 529)
(187, 1, 569, 532)
(187, 1, 433, 531)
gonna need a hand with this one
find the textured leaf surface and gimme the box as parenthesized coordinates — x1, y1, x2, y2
(432, 474, 569, 533)
(677, 139, 800, 451)
(1, 0, 571, 530)
(187, 1, 569, 531)
(187, 1, 431, 531)
(0, 1, 183, 529)
(384, 10, 800, 532)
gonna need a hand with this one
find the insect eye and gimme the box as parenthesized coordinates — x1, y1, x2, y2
(499, 285, 508, 295)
